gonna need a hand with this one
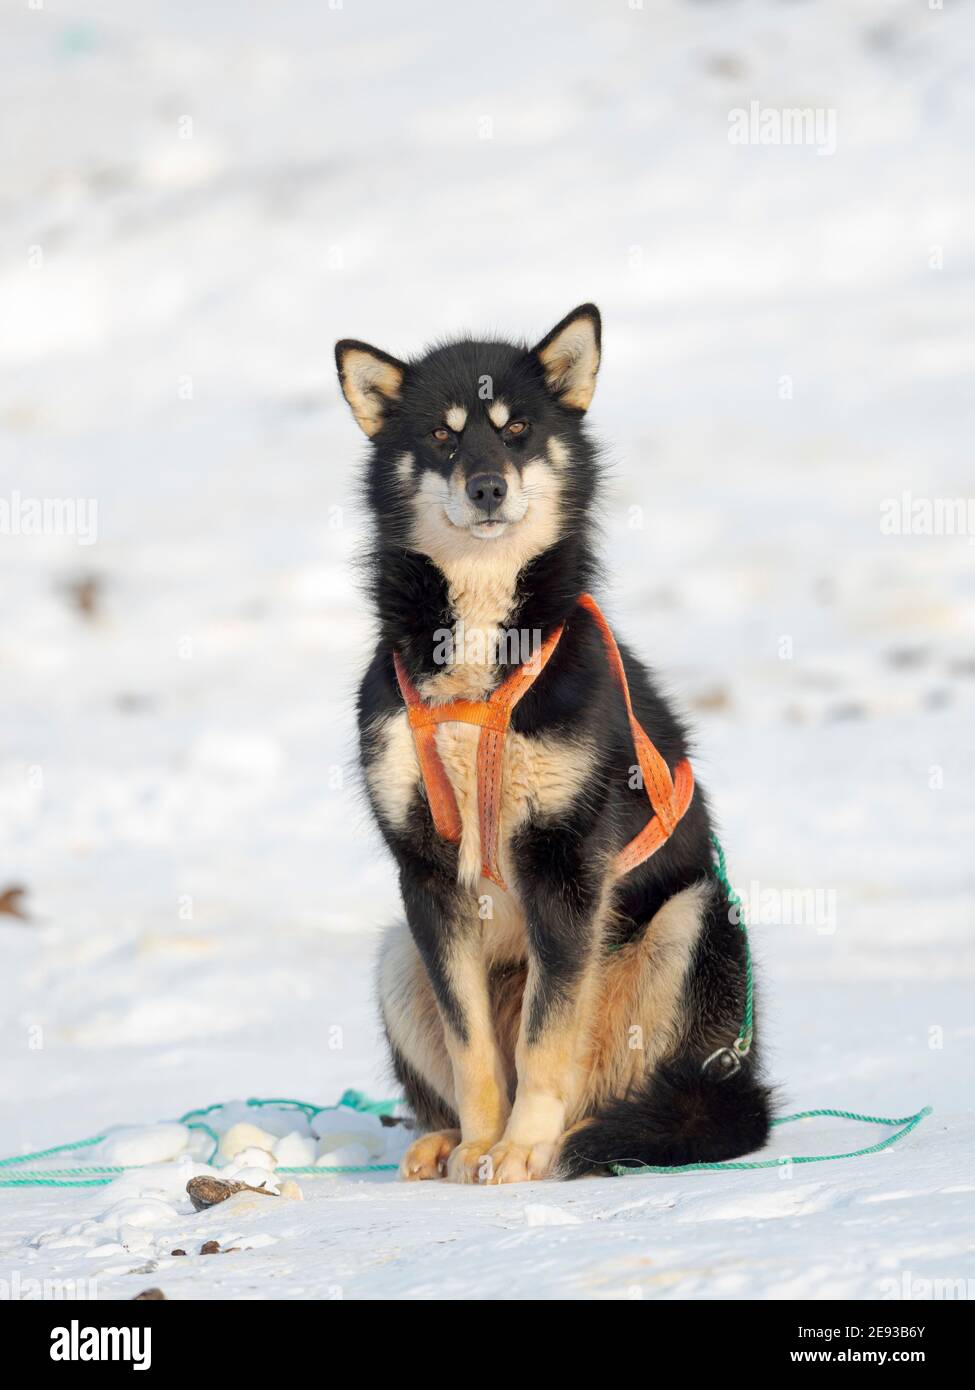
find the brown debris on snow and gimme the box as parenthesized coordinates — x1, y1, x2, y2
(0, 886, 30, 921)
(186, 1174, 276, 1211)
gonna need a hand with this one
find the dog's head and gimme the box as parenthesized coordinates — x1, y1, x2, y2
(336, 305, 601, 573)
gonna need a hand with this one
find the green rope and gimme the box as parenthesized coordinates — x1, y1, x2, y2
(0, 1176, 121, 1189)
(610, 1105, 932, 1176)
(336, 1089, 401, 1116)
(0, 1093, 402, 1188)
(0, 1133, 104, 1166)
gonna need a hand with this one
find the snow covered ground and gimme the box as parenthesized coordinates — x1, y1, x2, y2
(1, 0, 973, 1300)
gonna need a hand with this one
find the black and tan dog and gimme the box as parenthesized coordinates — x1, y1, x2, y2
(336, 305, 770, 1182)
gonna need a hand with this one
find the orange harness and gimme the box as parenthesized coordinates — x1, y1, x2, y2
(392, 593, 694, 891)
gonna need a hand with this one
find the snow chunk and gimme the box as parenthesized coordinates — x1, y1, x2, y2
(99, 1124, 190, 1165)
(313, 1124, 385, 1161)
(311, 1108, 384, 1142)
(218, 1122, 279, 1160)
(100, 1197, 179, 1230)
(225, 1145, 277, 1173)
(272, 1131, 318, 1167)
(316, 1142, 371, 1168)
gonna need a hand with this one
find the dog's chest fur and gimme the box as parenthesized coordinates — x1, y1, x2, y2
(417, 555, 524, 702)
(368, 590, 594, 906)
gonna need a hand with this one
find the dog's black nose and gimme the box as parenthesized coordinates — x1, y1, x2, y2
(466, 472, 507, 511)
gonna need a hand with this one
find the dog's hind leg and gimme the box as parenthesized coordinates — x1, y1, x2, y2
(557, 879, 771, 1176)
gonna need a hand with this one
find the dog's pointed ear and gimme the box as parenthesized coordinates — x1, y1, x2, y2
(335, 340, 406, 437)
(532, 304, 601, 412)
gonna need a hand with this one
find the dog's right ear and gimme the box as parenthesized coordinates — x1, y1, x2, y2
(335, 340, 406, 437)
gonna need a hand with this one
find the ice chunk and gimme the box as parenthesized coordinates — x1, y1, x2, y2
(99, 1124, 190, 1165)
(316, 1142, 371, 1168)
(272, 1131, 318, 1167)
(218, 1122, 279, 1160)
(313, 1126, 385, 1161)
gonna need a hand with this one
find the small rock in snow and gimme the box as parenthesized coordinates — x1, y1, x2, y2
(186, 1175, 277, 1211)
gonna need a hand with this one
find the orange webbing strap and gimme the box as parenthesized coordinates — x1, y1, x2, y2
(392, 651, 464, 845)
(576, 593, 694, 875)
(473, 624, 564, 888)
(392, 624, 564, 888)
(392, 597, 693, 890)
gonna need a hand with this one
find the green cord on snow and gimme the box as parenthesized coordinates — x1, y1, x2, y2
(0, 1092, 400, 1188)
(0, 842, 930, 1189)
(609, 1105, 932, 1177)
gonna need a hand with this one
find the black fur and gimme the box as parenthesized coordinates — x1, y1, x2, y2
(341, 305, 772, 1176)
(559, 1059, 773, 1177)
(386, 1040, 459, 1134)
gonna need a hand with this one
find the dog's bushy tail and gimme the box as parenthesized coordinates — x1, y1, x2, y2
(557, 1056, 772, 1178)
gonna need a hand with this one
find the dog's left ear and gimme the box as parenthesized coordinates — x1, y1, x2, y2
(532, 304, 601, 412)
(335, 339, 406, 437)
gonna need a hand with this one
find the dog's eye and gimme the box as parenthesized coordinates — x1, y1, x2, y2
(431, 427, 452, 442)
(505, 420, 528, 437)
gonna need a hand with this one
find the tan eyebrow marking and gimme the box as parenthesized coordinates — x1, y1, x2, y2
(445, 405, 468, 432)
(488, 399, 510, 429)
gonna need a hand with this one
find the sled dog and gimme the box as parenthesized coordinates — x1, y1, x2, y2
(336, 305, 771, 1182)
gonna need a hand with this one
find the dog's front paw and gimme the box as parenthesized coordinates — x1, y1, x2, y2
(445, 1139, 497, 1184)
(401, 1128, 460, 1181)
(483, 1139, 557, 1184)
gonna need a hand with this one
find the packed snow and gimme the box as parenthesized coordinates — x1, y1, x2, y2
(1, 0, 973, 1300)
